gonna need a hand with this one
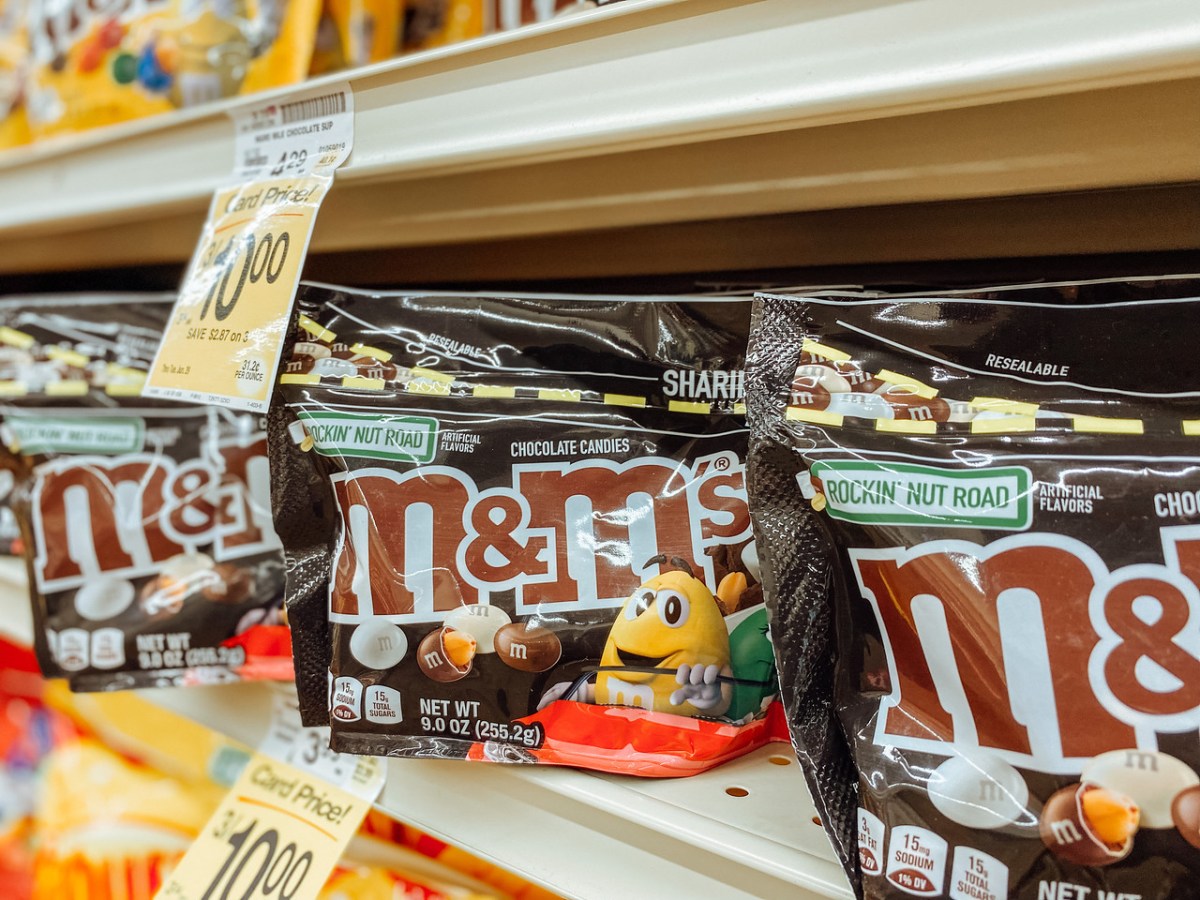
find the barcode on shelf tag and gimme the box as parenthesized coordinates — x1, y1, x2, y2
(144, 83, 354, 412)
(155, 748, 383, 900)
(281, 92, 347, 123)
(233, 83, 354, 179)
(259, 688, 383, 801)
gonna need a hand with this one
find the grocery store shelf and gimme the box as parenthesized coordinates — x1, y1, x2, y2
(308, 184, 1200, 284)
(342, 833, 504, 897)
(143, 681, 850, 900)
(0, 560, 849, 899)
(0, 0, 1197, 273)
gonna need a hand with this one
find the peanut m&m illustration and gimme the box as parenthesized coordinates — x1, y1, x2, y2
(417, 627, 476, 682)
(1171, 785, 1200, 849)
(443, 604, 511, 650)
(1040, 783, 1139, 866)
(1081, 749, 1200, 828)
(137, 552, 217, 619)
(1038, 750, 1200, 865)
(73, 576, 135, 622)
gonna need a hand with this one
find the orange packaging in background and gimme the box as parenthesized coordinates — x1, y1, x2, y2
(31, 738, 220, 900)
(44, 686, 552, 899)
(322, 864, 499, 900)
(0, 638, 76, 900)
(30, 740, 501, 900)
(25, 0, 322, 140)
(310, 0, 401, 75)
(362, 812, 561, 900)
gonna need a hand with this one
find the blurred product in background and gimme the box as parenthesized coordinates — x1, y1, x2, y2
(0, 636, 73, 900)
(402, 0, 482, 51)
(0, 294, 293, 690)
(0, 470, 20, 556)
(309, 0, 400, 76)
(488, 0, 591, 32)
(0, 635, 547, 899)
(0, 0, 30, 148)
(0, 0, 623, 145)
(25, 0, 324, 139)
(362, 812, 561, 900)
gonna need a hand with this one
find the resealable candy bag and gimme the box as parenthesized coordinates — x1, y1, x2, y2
(272, 284, 787, 775)
(0, 294, 291, 690)
(745, 277, 1200, 898)
(309, 0, 400, 76)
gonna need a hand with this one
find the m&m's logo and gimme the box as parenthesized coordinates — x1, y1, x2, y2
(328, 451, 751, 622)
(32, 430, 279, 592)
(854, 528, 1200, 773)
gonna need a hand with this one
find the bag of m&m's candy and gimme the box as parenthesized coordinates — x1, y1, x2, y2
(0, 293, 292, 690)
(746, 276, 1200, 898)
(271, 284, 788, 775)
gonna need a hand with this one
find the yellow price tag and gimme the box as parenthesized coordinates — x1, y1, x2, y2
(145, 176, 328, 412)
(156, 751, 383, 900)
(146, 82, 354, 412)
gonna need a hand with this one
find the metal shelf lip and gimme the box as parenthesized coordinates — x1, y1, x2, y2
(0, 0, 1196, 253)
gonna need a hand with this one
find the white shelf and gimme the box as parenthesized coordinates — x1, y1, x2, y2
(142, 681, 851, 900)
(0, 0, 1197, 273)
(0, 562, 850, 899)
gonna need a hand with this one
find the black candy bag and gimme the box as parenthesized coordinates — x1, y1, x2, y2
(271, 285, 789, 774)
(0, 294, 292, 690)
(746, 277, 1200, 899)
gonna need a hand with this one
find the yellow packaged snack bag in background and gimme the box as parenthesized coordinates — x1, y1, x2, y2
(0, 0, 31, 148)
(310, 0, 400, 76)
(239, 0, 322, 94)
(26, 0, 321, 140)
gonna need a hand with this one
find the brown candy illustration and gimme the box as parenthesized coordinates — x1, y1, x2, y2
(788, 376, 831, 411)
(493, 622, 561, 672)
(1171, 785, 1200, 849)
(883, 392, 952, 423)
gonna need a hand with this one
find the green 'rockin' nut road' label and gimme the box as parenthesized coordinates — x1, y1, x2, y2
(809, 460, 1032, 529)
(297, 411, 439, 463)
(5, 416, 146, 456)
